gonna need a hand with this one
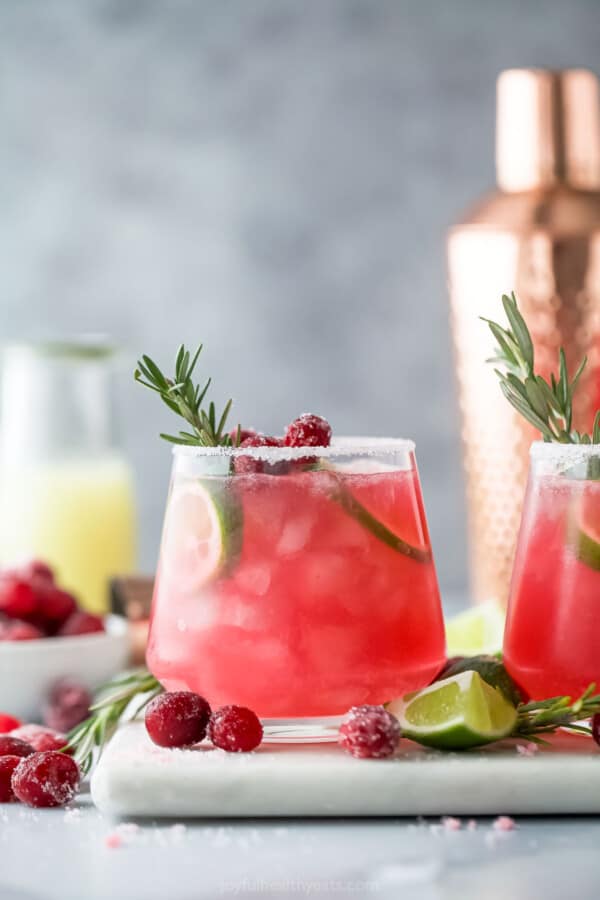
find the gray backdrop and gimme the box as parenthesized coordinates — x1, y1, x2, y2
(1, 0, 599, 594)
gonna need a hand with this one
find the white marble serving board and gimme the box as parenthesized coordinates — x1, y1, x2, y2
(90, 722, 600, 818)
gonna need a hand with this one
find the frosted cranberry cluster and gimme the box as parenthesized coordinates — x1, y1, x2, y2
(145, 691, 263, 754)
(0, 717, 79, 807)
(232, 413, 332, 475)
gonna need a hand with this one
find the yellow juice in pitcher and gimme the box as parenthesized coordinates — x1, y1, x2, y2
(0, 455, 136, 613)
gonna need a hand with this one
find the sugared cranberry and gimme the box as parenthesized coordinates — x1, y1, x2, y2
(36, 587, 77, 632)
(284, 414, 332, 448)
(145, 691, 211, 748)
(22, 561, 54, 584)
(0, 577, 38, 619)
(59, 611, 105, 637)
(592, 713, 600, 747)
(234, 434, 284, 475)
(0, 756, 22, 802)
(0, 713, 21, 734)
(0, 736, 35, 758)
(208, 705, 263, 753)
(10, 724, 69, 753)
(0, 619, 44, 641)
(338, 705, 401, 759)
(43, 678, 92, 733)
(229, 427, 258, 446)
(12, 751, 80, 808)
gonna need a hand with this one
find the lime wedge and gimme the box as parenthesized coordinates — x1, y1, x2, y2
(161, 480, 243, 592)
(445, 601, 505, 656)
(388, 670, 517, 750)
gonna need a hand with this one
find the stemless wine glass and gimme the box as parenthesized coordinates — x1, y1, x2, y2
(146, 438, 445, 739)
(504, 442, 600, 700)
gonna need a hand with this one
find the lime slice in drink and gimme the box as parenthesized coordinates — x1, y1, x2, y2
(161, 481, 243, 592)
(571, 491, 600, 571)
(387, 670, 517, 750)
(445, 601, 505, 656)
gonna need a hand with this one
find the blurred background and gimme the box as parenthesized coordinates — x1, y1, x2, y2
(1, 0, 599, 595)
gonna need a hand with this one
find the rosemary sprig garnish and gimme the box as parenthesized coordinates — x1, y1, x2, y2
(514, 683, 600, 740)
(67, 669, 162, 775)
(135, 343, 238, 447)
(483, 292, 600, 445)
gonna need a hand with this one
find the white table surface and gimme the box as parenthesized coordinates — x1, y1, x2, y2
(2, 793, 600, 900)
(4, 595, 600, 900)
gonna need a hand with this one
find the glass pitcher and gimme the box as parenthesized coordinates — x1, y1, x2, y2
(0, 340, 137, 613)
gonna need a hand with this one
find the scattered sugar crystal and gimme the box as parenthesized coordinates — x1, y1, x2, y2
(372, 857, 443, 887)
(493, 815, 516, 831)
(485, 832, 498, 849)
(170, 824, 187, 842)
(63, 808, 82, 823)
(116, 823, 140, 838)
(441, 816, 461, 831)
(211, 826, 232, 848)
(516, 742, 539, 757)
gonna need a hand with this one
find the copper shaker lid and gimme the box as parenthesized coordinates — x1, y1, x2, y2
(496, 68, 600, 191)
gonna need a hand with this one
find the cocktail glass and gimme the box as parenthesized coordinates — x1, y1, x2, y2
(147, 438, 445, 739)
(504, 442, 600, 699)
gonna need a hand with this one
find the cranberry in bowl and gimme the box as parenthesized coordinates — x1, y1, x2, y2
(0, 562, 130, 720)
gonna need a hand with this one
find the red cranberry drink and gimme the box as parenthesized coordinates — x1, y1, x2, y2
(147, 436, 445, 720)
(504, 443, 600, 699)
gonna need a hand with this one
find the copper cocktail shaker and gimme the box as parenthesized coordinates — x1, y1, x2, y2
(448, 68, 600, 605)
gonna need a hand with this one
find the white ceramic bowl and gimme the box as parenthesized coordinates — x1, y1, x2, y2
(0, 615, 131, 721)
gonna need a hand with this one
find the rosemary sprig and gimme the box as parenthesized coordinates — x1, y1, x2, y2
(135, 343, 238, 447)
(67, 669, 162, 775)
(483, 292, 600, 445)
(514, 683, 600, 739)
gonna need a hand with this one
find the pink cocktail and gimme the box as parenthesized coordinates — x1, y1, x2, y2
(147, 439, 445, 726)
(505, 442, 600, 699)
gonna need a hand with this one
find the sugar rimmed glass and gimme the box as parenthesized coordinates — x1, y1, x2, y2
(504, 441, 600, 699)
(146, 438, 445, 740)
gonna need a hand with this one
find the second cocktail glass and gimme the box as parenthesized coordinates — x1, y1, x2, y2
(504, 442, 600, 700)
